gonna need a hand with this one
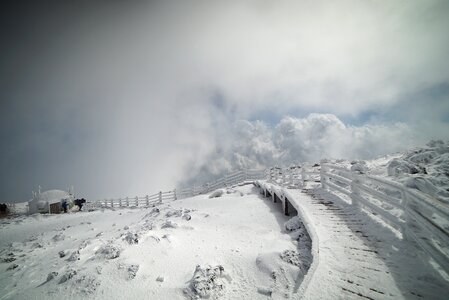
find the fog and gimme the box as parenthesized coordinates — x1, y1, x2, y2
(1, 0, 448, 202)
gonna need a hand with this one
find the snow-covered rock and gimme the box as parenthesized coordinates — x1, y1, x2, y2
(184, 265, 229, 299)
(95, 242, 121, 259)
(209, 189, 224, 198)
(123, 232, 139, 244)
(385, 141, 449, 201)
(284, 216, 302, 231)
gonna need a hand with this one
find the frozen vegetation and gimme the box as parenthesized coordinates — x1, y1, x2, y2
(330, 140, 449, 203)
(0, 185, 310, 299)
(1, 142, 448, 299)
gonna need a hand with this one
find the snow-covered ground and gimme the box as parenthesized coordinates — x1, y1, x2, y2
(328, 140, 449, 203)
(2, 142, 448, 299)
(259, 180, 449, 299)
(0, 184, 311, 299)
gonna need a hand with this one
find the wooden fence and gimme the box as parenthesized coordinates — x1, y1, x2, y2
(267, 162, 449, 271)
(86, 168, 266, 209)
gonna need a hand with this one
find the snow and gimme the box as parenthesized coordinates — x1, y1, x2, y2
(258, 180, 449, 299)
(324, 141, 449, 204)
(36, 190, 71, 204)
(208, 189, 224, 198)
(0, 185, 309, 299)
(1, 142, 448, 299)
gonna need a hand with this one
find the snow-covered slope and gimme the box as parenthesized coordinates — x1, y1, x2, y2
(0, 185, 311, 300)
(328, 140, 449, 203)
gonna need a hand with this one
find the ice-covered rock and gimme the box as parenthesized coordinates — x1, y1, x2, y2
(123, 231, 139, 244)
(184, 265, 229, 299)
(2, 256, 16, 263)
(67, 250, 80, 261)
(209, 189, 224, 198)
(284, 216, 302, 231)
(95, 242, 121, 259)
(161, 220, 178, 229)
(7, 263, 18, 271)
(385, 141, 449, 201)
(387, 158, 426, 176)
(52, 233, 65, 242)
(59, 269, 77, 284)
(350, 160, 368, 174)
(257, 286, 273, 296)
(166, 209, 183, 217)
(75, 275, 100, 295)
(127, 264, 139, 279)
(143, 207, 160, 219)
(46, 271, 58, 281)
(280, 250, 301, 267)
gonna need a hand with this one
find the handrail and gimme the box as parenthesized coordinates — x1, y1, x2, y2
(321, 162, 449, 271)
(82, 168, 267, 207)
(266, 162, 449, 270)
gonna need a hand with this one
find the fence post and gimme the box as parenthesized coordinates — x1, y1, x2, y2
(400, 189, 410, 240)
(173, 189, 177, 200)
(350, 174, 361, 207)
(126, 197, 129, 207)
(301, 166, 306, 187)
(118, 198, 121, 207)
(320, 161, 328, 189)
(135, 196, 138, 206)
(159, 191, 162, 203)
(146, 195, 149, 206)
(110, 199, 114, 208)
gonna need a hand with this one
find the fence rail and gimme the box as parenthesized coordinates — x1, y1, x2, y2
(85, 168, 266, 209)
(267, 162, 449, 271)
(4, 160, 448, 270)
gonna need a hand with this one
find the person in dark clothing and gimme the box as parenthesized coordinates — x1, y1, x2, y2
(62, 201, 68, 213)
(0, 203, 8, 215)
(74, 198, 86, 211)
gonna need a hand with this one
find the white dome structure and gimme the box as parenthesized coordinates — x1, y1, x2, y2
(28, 188, 74, 214)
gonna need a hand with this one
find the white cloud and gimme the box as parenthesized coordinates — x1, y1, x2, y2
(2, 0, 449, 201)
(181, 113, 422, 186)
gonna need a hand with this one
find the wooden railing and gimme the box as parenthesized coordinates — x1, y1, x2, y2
(86, 191, 176, 210)
(267, 162, 449, 271)
(176, 169, 266, 199)
(86, 168, 266, 208)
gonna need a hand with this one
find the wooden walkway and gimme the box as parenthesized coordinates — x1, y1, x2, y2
(257, 181, 448, 300)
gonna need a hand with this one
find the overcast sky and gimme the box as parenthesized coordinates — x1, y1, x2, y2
(1, 0, 449, 202)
